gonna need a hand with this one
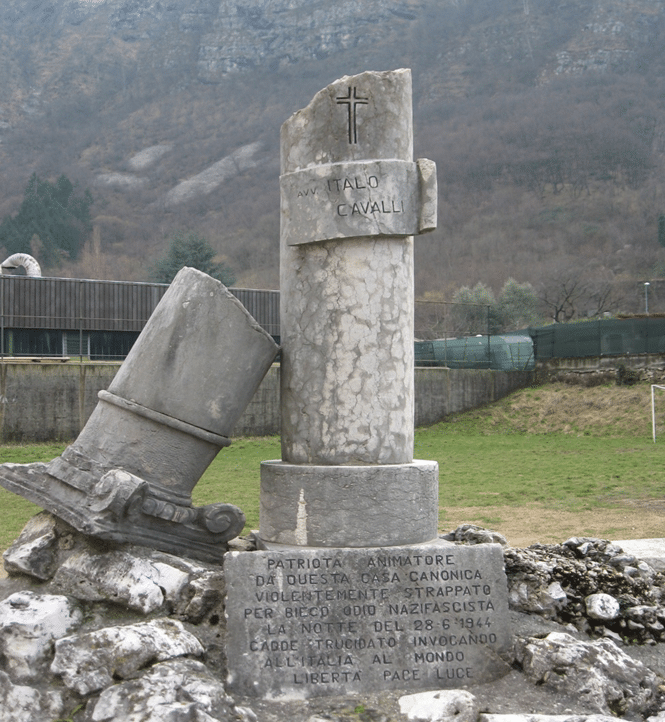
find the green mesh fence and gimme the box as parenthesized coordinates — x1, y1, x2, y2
(529, 317, 665, 359)
(415, 334, 534, 370)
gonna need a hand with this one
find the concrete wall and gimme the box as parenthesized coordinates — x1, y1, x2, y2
(536, 353, 665, 385)
(0, 362, 116, 443)
(0, 362, 533, 443)
(414, 367, 534, 427)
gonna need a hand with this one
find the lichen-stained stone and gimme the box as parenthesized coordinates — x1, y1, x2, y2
(0, 591, 82, 683)
(515, 632, 659, 717)
(0, 671, 64, 722)
(176, 569, 226, 624)
(89, 659, 236, 722)
(51, 618, 204, 695)
(51, 549, 190, 614)
(441, 525, 508, 546)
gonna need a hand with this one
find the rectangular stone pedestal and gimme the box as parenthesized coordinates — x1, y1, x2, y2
(225, 540, 512, 700)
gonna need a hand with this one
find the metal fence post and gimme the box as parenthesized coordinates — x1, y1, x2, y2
(0, 274, 4, 360)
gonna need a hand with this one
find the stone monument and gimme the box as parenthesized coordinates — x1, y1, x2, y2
(225, 69, 512, 699)
(0, 267, 279, 562)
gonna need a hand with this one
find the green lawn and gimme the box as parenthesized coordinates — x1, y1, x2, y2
(0, 416, 662, 550)
(416, 424, 665, 511)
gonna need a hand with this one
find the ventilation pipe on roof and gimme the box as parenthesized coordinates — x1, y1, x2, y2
(0, 254, 42, 277)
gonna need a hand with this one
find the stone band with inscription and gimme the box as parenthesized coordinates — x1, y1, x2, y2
(281, 159, 436, 246)
(225, 541, 512, 699)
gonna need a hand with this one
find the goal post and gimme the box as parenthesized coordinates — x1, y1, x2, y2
(651, 385, 665, 442)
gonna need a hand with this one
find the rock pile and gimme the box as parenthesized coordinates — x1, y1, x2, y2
(504, 537, 665, 645)
(0, 516, 663, 722)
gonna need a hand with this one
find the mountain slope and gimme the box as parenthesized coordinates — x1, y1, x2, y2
(0, 0, 664, 309)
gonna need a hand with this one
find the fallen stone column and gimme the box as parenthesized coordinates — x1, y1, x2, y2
(0, 267, 279, 562)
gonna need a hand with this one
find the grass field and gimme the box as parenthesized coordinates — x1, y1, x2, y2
(0, 380, 663, 550)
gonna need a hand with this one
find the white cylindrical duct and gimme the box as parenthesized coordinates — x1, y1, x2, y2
(1, 254, 42, 277)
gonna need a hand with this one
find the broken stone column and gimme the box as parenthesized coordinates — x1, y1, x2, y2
(0, 267, 279, 562)
(260, 68, 439, 547)
(226, 71, 513, 700)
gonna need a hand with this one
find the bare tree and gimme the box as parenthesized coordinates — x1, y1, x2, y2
(539, 263, 623, 322)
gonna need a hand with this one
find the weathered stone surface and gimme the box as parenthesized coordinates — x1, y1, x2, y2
(89, 658, 236, 722)
(266, 68, 439, 553)
(109, 267, 278, 440)
(0, 671, 64, 722)
(614, 539, 665, 573)
(51, 618, 204, 695)
(515, 632, 659, 716)
(51, 549, 190, 614)
(0, 591, 82, 682)
(508, 579, 568, 616)
(225, 541, 512, 699)
(281, 158, 436, 246)
(279, 68, 420, 467)
(280, 234, 415, 465)
(585, 593, 621, 621)
(2, 512, 59, 580)
(399, 689, 479, 722)
(259, 460, 439, 547)
(0, 521, 664, 720)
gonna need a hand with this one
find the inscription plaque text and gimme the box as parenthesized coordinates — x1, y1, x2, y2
(225, 541, 511, 699)
(280, 159, 436, 247)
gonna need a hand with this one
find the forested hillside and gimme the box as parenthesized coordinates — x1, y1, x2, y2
(1, 0, 665, 316)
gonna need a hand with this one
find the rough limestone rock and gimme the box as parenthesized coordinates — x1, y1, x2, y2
(89, 658, 236, 722)
(515, 632, 659, 717)
(0, 670, 64, 722)
(0, 591, 82, 682)
(509, 579, 569, 615)
(51, 618, 204, 695)
(52, 549, 191, 614)
(441, 524, 508, 546)
(585, 593, 621, 621)
(481, 716, 621, 722)
(504, 539, 665, 643)
(2, 512, 62, 580)
(399, 689, 480, 722)
(1, 515, 665, 721)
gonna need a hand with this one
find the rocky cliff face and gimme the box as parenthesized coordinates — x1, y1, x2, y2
(196, 0, 424, 80)
(3, 0, 661, 127)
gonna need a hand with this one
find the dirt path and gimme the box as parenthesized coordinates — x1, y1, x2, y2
(442, 501, 665, 547)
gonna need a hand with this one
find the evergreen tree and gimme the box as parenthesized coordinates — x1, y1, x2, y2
(150, 231, 236, 286)
(0, 173, 93, 268)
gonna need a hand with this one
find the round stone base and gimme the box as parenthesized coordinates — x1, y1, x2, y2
(259, 460, 439, 547)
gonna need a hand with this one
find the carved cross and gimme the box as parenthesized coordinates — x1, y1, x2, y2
(336, 86, 368, 144)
